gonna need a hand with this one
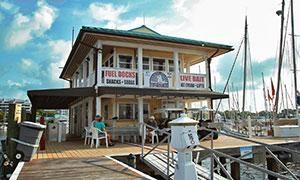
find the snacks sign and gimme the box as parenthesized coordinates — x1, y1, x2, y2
(103, 68, 137, 87)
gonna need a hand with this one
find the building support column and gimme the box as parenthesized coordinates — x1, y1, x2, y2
(96, 41, 103, 86)
(186, 60, 191, 73)
(174, 50, 180, 89)
(96, 96, 101, 116)
(205, 58, 212, 90)
(138, 47, 143, 87)
(138, 97, 143, 136)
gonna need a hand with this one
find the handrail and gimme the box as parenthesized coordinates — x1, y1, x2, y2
(201, 127, 300, 155)
(198, 143, 291, 180)
(200, 128, 299, 180)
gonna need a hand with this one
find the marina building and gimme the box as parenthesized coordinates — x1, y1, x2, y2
(0, 98, 31, 119)
(28, 25, 233, 138)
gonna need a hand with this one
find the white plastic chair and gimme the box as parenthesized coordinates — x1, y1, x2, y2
(84, 121, 95, 145)
(84, 127, 92, 145)
(90, 127, 108, 148)
(150, 129, 159, 144)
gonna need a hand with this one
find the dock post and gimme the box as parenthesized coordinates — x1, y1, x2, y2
(266, 156, 279, 180)
(219, 157, 227, 177)
(230, 160, 240, 180)
(7, 103, 22, 160)
(247, 116, 252, 138)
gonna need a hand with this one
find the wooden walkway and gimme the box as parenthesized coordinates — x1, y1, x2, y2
(18, 156, 151, 180)
(33, 140, 144, 159)
(143, 152, 226, 180)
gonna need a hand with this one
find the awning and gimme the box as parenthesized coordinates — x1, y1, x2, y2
(98, 87, 228, 99)
(28, 87, 95, 109)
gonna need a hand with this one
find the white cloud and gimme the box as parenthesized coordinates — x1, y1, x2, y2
(48, 39, 72, 81)
(0, 1, 18, 13)
(7, 80, 22, 88)
(6, 0, 57, 48)
(89, 2, 128, 23)
(21, 58, 33, 67)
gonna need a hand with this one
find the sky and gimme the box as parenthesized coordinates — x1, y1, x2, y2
(0, 0, 299, 112)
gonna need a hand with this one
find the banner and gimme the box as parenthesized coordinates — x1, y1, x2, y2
(144, 71, 173, 88)
(102, 68, 137, 87)
(180, 73, 206, 89)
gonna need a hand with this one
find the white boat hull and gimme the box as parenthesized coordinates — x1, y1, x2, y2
(273, 125, 300, 137)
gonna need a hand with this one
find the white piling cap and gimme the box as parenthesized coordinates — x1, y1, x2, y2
(168, 113, 198, 126)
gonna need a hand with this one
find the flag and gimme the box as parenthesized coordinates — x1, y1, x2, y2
(271, 78, 275, 97)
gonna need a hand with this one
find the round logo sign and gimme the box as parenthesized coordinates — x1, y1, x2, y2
(149, 72, 169, 88)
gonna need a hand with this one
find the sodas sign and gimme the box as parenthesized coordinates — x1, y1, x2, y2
(180, 73, 206, 89)
(103, 68, 137, 87)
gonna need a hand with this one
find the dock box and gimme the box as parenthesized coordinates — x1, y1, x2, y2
(16, 121, 46, 161)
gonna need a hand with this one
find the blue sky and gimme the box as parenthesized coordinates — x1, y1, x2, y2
(0, 0, 299, 111)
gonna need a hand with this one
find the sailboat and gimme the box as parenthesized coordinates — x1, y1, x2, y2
(272, 0, 300, 137)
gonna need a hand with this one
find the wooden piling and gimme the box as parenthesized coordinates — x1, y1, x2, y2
(231, 161, 240, 180)
(7, 103, 22, 160)
(267, 157, 280, 180)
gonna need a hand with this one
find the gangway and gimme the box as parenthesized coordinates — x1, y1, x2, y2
(140, 123, 300, 180)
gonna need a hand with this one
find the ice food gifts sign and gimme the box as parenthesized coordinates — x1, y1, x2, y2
(103, 68, 137, 87)
(180, 73, 206, 89)
(144, 71, 173, 88)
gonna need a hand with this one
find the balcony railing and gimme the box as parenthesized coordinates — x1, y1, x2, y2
(100, 67, 207, 90)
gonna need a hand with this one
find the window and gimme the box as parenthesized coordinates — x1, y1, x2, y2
(119, 104, 134, 119)
(153, 58, 165, 71)
(135, 57, 150, 70)
(119, 55, 132, 69)
(104, 105, 109, 120)
(168, 60, 174, 72)
(118, 103, 149, 120)
(135, 104, 149, 119)
(86, 59, 89, 78)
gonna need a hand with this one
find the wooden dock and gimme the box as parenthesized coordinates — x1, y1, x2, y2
(143, 152, 226, 180)
(18, 156, 152, 180)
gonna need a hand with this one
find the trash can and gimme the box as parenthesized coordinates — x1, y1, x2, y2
(47, 123, 58, 142)
(15, 121, 46, 161)
(58, 121, 67, 142)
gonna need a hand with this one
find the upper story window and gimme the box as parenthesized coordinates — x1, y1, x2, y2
(135, 57, 150, 70)
(168, 60, 174, 72)
(104, 56, 114, 68)
(119, 55, 132, 69)
(153, 58, 165, 71)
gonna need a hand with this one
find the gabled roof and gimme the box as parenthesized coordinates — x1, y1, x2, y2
(129, 25, 160, 35)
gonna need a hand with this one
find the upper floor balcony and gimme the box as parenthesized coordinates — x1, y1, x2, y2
(72, 44, 211, 91)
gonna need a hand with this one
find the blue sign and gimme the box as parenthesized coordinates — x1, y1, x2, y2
(240, 146, 253, 159)
(149, 71, 169, 88)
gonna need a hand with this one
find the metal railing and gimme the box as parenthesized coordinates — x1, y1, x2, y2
(141, 123, 172, 179)
(195, 128, 300, 180)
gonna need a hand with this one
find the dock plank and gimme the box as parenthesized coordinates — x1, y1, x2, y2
(18, 156, 148, 180)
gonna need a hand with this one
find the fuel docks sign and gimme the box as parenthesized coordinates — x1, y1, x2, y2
(102, 68, 137, 87)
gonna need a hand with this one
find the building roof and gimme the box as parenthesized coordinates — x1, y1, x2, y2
(60, 25, 233, 79)
(81, 25, 232, 50)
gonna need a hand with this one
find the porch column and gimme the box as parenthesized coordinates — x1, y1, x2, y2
(138, 47, 143, 87)
(186, 61, 191, 73)
(96, 96, 101, 116)
(96, 41, 103, 86)
(113, 47, 117, 67)
(83, 61, 87, 86)
(174, 50, 180, 89)
(205, 58, 212, 90)
(138, 97, 143, 136)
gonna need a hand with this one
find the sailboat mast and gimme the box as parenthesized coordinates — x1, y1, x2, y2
(242, 16, 248, 114)
(290, 0, 298, 117)
(274, 0, 285, 114)
(262, 72, 268, 113)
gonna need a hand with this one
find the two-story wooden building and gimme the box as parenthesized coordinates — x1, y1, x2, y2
(28, 25, 233, 138)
